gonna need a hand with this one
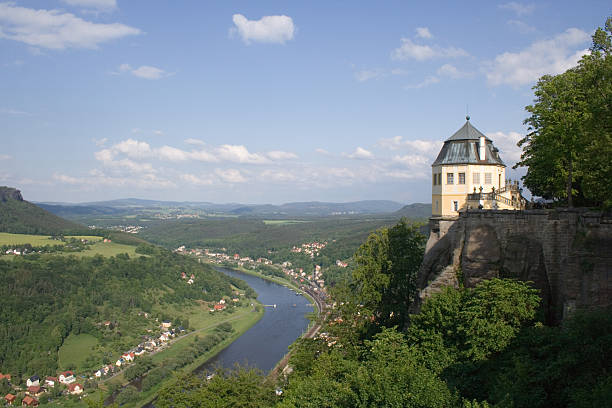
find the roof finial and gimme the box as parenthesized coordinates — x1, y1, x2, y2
(466, 104, 470, 121)
(466, 115, 470, 121)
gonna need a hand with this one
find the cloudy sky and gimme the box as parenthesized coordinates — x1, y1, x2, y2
(1, 1, 608, 204)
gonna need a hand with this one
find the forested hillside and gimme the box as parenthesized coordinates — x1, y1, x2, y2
(0, 187, 85, 234)
(0, 250, 248, 377)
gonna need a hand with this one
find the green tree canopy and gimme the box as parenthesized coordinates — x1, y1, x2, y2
(517, 17, 612, 207)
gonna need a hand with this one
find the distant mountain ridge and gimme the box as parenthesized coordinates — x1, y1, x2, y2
(38, 198, 407, 217)
(0, 186, 86, 234)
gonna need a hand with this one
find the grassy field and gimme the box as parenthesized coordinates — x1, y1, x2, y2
(0, 232, 63, 246)
(262, 220, 310, 225)
(76, 241, 138, 257)
(0, 232, 138, 258)
(58, 333, 99, 371)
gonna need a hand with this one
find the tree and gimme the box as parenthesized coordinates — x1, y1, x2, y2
(517, 17, 611, 207)
(348, 218, 425, 331)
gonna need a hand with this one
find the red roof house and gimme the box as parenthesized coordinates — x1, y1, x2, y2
(5, 394, 16, 405)
(22, 396, 39, 407)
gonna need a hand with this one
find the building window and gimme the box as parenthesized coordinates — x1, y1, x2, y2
(446, 173, 454, 184)
(432, 174, 436, 186)
(453, 201, 458, 211)
(435, 200, 439, 210)
(485, 173, 492, 184)
(458, 172, 465, 184)
(473, 173, 480, 185)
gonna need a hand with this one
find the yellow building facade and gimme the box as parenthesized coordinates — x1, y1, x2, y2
(431, 117, 526, 217)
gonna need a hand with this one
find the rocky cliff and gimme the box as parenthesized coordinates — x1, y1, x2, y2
(0, 186, 24, 202)
(417, 209, 612, 323)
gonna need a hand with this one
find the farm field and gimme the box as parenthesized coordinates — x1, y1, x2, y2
(58, 333, 99, 371)
(0, 232, 137, 258)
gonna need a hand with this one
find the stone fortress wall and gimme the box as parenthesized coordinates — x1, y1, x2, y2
(417, 208, 612, 323)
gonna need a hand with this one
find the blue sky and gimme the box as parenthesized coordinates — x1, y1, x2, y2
(0, 1, 608, 204)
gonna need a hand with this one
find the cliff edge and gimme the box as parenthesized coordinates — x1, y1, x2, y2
(417, 209, 612, 323)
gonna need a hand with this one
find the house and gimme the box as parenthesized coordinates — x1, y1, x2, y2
(161, 320, 172, 328)
(27, 386, 42, 397)
(45, 377, 57, 387)
(67, 383, 83, 395)
(431, 117, 526, 216)
(59, 371, 75, 384)
(21, 396, 38, 407)
(26, 375, 40, 387)
(187, 278, 194, 284)
(5, 394, 16, 405)
(94, 370, 102, 378)
(0, 373, 11, 381)
(115, 358, 124, 367)
(121, 352, 134, 362)
(134, 347, 145, 356)
(213, 304, 225, 311)
(218, 299, 226, 305)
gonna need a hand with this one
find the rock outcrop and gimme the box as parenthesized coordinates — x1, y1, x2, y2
(0, 186, 24, 202)
(417, 209, 612, 323)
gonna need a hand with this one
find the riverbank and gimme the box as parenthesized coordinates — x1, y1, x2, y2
(205, 261, 320, 316)
(91, 303, 264, 408)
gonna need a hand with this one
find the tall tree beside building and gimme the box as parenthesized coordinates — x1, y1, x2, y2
(517, 17, 611, 207)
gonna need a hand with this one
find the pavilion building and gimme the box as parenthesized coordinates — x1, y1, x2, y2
(431, 117, 526, 217)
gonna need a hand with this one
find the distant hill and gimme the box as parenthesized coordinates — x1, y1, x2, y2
(393, 203, 431, 219)
(0, 186, 86, 234)
(40, 198, 406, 218)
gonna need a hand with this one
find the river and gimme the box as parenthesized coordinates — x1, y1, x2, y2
(195, 267, 314, 374)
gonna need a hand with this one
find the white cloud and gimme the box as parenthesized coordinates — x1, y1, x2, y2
(392, 38, 468, 61)
(315, 148, 330, 155)
(93, 137, 107, 146)
(487, 131, 523, 164)
(437, 63, 470, 79)
(61, 0, 116, 11)
(216, 144, 269, 164)
(405, 75, 440, 89)
(392, 154, 430, 167)
(231, 14, 295, 44)
(215, 168, 246, 183)
(156, 145, 190, 161)
(346, 147, 374, 160)
(415, 27, 432, 39)
(485, 28, 590, 86)
(130, 65, 168, 80)
(260, 169, 296, 182)
(499, 2, 535, 16)
(184, 138, 206, 146)
(267, 150, 298, 160)
(378, 136, 442, 154)
(0, 154, 11, 160)
(54, 171, 175, 189)
(0, 3, 140, 49)
(113, 139, 151, 158)
(181, 173, 213, 186)
(189, 149, 218, 163)
(354, 69, 384, 82)
(153, 130, 164, 135)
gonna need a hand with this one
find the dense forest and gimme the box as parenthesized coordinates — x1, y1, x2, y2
(0, 187, 86, 235)
(0, 249, 251, 378)
(156, 219, 612, 408)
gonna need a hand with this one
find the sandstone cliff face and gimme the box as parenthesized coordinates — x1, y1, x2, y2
(417, 209, 612, 323)
(0, 186, 23, 202)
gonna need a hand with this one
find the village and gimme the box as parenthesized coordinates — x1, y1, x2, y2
(173, 240, 348, 297)
(0, 269, 246, 408)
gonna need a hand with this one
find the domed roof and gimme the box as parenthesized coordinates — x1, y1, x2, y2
(432, 118, 505, 166)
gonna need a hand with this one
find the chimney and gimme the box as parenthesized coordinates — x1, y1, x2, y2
(479, 136, 486, 161)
